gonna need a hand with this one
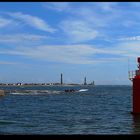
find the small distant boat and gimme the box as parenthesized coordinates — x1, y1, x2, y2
(64, 89, 88, 92)
(64, 89, 76, 92)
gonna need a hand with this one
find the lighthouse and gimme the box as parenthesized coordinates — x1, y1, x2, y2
(130, 57, 140, 114)
(84, 77, 87, 85)
(61, 73, 63, 85)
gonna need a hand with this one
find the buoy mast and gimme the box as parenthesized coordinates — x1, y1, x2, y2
(129, 57, 140, 114)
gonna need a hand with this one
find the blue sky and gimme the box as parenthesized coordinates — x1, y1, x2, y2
(0, 2, 140, 85)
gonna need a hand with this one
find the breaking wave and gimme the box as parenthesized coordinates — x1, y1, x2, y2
(78, 89, 88, 92)
(9, 88, 89, 95)
(9, 90, 62, 95)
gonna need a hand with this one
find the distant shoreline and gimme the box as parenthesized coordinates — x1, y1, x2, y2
(0, 84, 131, 87)
(0, 84, 94, 87)
(0, 85, 94, 87)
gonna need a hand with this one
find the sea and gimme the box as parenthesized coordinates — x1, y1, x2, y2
(0, 85, 139, 135)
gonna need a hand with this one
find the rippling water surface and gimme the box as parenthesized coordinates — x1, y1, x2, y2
(0, 85, 139, 134)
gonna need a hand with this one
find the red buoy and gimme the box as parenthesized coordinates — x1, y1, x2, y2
(132, 57, 140, 114)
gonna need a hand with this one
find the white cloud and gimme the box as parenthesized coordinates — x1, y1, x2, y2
(118, 36, 140, 41)
(122, 20, 139, 28)
(54, 3, 129, 43)
(0, 61, 17, 65)
(0, 33, 48, 43)
(0, 44, 127, 64)
(60, 20, 99, 43)
(41, 2, 140, 44)
(114, 41, 140, 58)
(0, 45, 96, 64)
(43, 2, 118, 29)
(42, 2, 70, 11)
(91, 2, 118, 11)
(54, 2, 140, 43)
(0, 17, 13, 28)
(43, 2, 118, 13)
(7, 12, 56, 33)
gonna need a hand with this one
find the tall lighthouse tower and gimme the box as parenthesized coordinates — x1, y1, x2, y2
(61, 73, 63, 85)
(129, 57, 140, 114)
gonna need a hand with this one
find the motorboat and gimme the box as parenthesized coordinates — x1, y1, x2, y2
(64, 89, 76, 92)
(64, 89, 88, 92)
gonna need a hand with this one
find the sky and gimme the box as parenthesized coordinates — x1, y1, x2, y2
(0, 2, 140, 85)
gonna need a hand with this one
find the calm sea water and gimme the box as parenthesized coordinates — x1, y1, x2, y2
(0, 85, 139, 135)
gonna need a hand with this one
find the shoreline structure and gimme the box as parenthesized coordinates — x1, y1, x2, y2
(0, 74, 95, 87)
(0, 82, 95, 87)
